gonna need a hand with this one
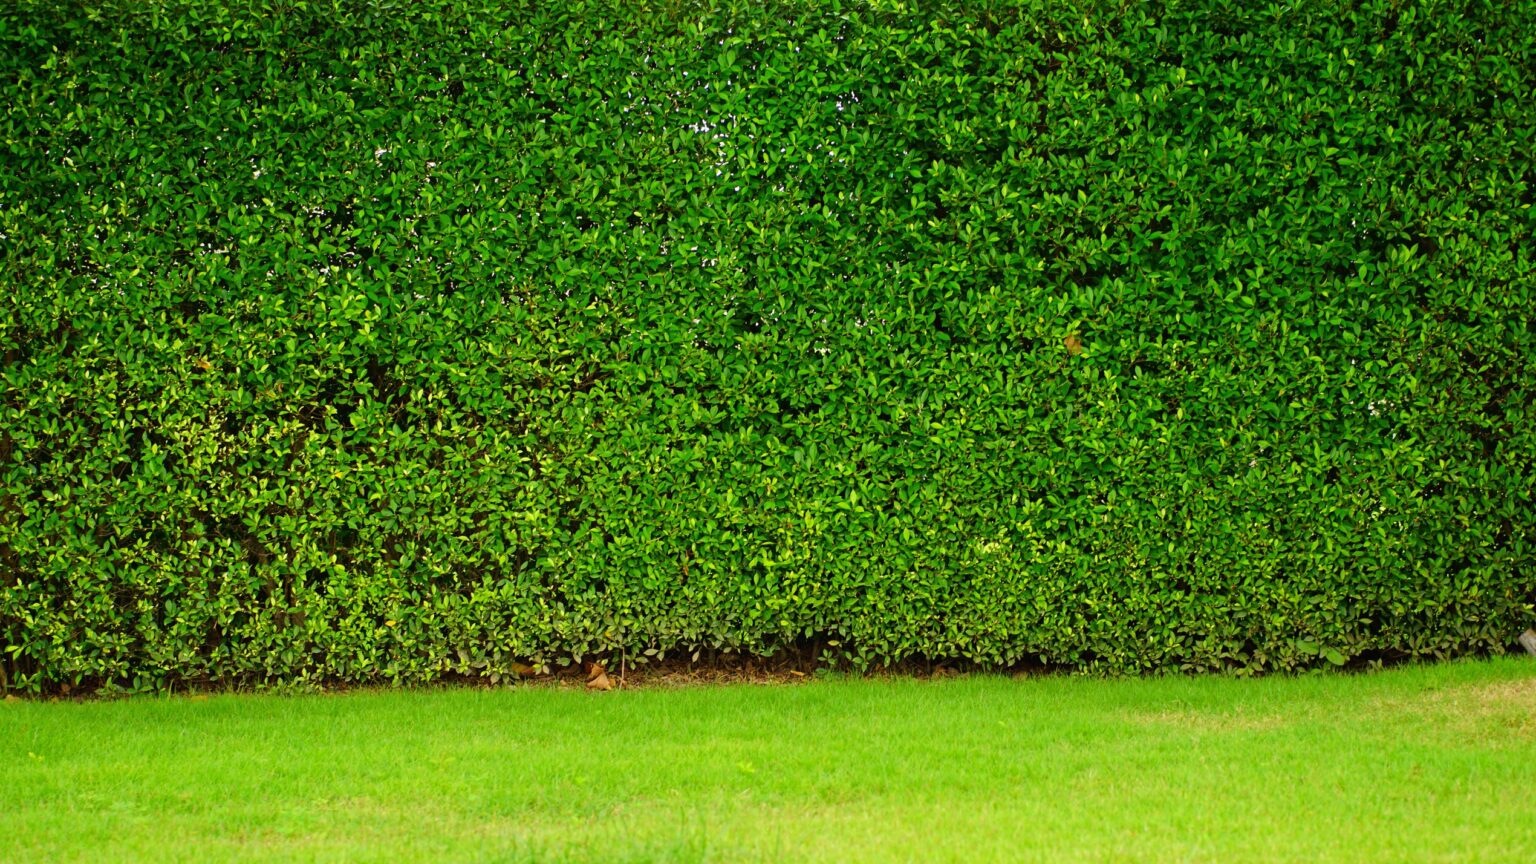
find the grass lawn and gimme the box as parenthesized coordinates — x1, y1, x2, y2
(3, 658, 1535, 863)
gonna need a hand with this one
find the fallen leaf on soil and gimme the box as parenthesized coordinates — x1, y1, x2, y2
(586, 661, 613, 691)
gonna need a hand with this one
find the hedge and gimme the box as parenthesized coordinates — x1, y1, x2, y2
(2, 0, 1533, 693)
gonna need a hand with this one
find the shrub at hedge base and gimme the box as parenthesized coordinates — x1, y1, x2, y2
(1, 0, 1533, 693)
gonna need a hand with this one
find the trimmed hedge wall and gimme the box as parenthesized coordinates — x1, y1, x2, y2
(2, 0, 1533, 693)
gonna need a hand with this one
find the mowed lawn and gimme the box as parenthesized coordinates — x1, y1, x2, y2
(4, 658, 1535, 863)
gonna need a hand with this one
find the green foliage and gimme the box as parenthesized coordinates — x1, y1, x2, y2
(2, 0, 1533, 693)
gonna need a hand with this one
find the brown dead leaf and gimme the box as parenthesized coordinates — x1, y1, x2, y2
(586, 661, 613, 691)
(1064, 333, 1084, 356)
